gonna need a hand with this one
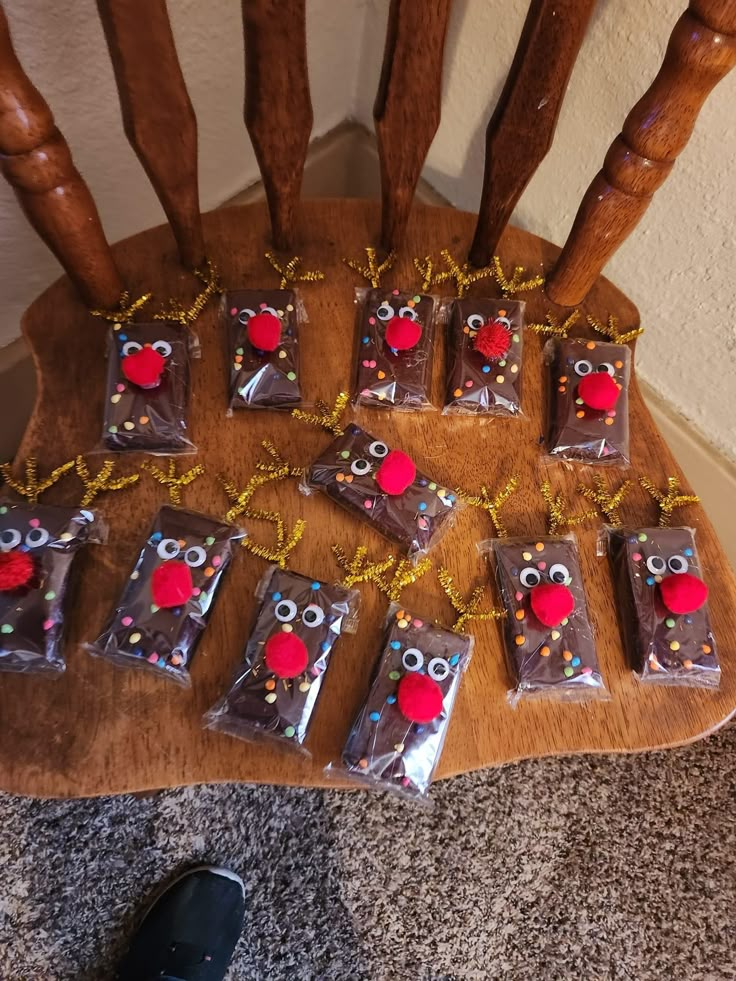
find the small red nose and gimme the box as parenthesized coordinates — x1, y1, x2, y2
(385, 315, 422, 351)
(265, 631, 309, 679)
(397, 671, 444, 724)
(247, 312, 281, 352)
(659, 572, 709, 615)
(474, 320, 511, 361)
(530, 582, 575, 627)
(577, 372, 620, 411)
(122, 346, 166, 389)
(375, 449, 416, 496)
(0, 550, 35, 592)
(151, 561, 194, 608)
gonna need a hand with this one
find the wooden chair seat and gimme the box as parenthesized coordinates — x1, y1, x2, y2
(2, 198, 734, 799)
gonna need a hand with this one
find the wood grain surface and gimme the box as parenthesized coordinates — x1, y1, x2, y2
(3, 199, 735, 799)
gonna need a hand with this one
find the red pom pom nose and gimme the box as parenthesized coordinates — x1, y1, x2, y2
(122, 346, 166, 389)
(530, 582, 575, 627)
(397, 671, 444, 724)
(659, 572, 709, 615)
(151, 561, 194, 608)
(264, 631, 309, 679)
(375, 449, 416, 496)
(474, 320, 511, 361)
(0, 550, 35, 591)
(385, 315, 422, 351)
(577, 372, 620, 411)
(247, 312, 281, 352)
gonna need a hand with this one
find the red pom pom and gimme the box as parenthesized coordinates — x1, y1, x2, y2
(577, 372, 620, 411)
(385, 316, 422, 351)
(0, 550, 35, 591)
(151, 561, 194, 608)
(375, 449, 416, 496)
(530, 582, 575, 627)
(264, 631, 309, 679)
(660, 572, 709, 615)
(397, 671, 444, 724)
(247, 312, 281, 352)
(121, 346, 166, 389)
(474, 320, 511, 361)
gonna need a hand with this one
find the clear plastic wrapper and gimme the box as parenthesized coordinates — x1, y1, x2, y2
(101, 321, 195, 454)
(336, 603, 472, 799)
(486, 535, 607, 704)
(87, 505, 242, 686)
(545, 337, 631, 464)
(351, 287, 438, 410)
(222, 288, 306, 411)
(606, 525, 720, 687)
(0, 503, 101, 675)
(301, 422, 461, 560)
(203, 566, 359, 750)
(443, 297, 525, 416)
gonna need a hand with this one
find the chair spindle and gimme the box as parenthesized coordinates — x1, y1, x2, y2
(97, 0, 205, 270)
(469, 0, 595, 268)
(0, 4, 122, 309)
(547, 0, 736, 306)
(242, 0, 312, 251)
(375, 0, 452, 253)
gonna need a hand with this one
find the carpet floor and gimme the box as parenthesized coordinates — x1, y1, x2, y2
(1, 723, 734, 981)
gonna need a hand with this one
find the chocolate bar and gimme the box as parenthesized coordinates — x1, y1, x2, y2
(608, 526, 720, 686)
(87, 506, 240, 685)
(353, 288, 437, 409)
(340, 604, 472, 798)
(0, 502, 97, 674)
(223, 289, 302, 410)
(491, 536, 606, 701)
(303, 423, 460, 559)
(444, 298, 524, 415)
(204, 567, 358, 747)
(546, 338, 631, 464)
(103, 322, 193, 453)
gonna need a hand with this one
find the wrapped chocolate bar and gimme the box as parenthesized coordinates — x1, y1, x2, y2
(545, 337, 631, 464)
(444, 298, 525, 416)
(607, 525, 720, 687)
(102, 322, 195, 454)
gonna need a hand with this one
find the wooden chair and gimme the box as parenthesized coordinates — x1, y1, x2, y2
(1, 0, 735, 799)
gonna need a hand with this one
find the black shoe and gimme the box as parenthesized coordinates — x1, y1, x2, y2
(117, 865, 245, 981)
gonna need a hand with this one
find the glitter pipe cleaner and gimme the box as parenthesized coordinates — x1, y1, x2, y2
(74, 456, 139, 508)
(264, 251, 325, 289)
(375, 557, 432, 603)
(292, 392, 349, 438)
(639, 476, 700, 528)
(458, 475, 520, 538)
(437, 567, 505, 634)
(332, 544, 397, 588)
(431, 249, 495, 298)
(541, 479, 597, 536)
(141, 459, 205, 507)
(588, 314, 645, 345)
(89, 290, 152, 324)
(576, 474, 632, 527)
(527, 310, 582, 338)
(153, 257, 223, 327)
(491, 256, 545, 298)
(0, 456, 75, 505)
(343, 246, 396, 288)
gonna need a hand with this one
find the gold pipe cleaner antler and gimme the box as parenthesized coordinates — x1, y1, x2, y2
(457, 475, 520, 538)
(153, 258, 222, 326)
(576, 474, 632, 527)
(431, 249, 495, 298)
(437, 567, 505, 634)
(375, 557, 432, 603)
(264, 251, 325, 289)
(527, 310, 582, 338)
(74, 456, 139, 508)
(331, 544, 397, 588)
(588, 314, 645, 345)
(89, 290, 153, 324)
(412, 256, 437, 293)
(492, 256, 545, 297)
(0, 456, 75, 505)
(541, 479, 597, 535)
(142, 459, 205, 506)
(240, 508, 306, 569)
(292, 392, 349, 438)
(639, 476, 700, 527)
(343, 246, 396, 288)
(218, 442, 301, 525)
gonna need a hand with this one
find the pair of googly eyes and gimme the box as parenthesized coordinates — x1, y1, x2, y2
(574, 360, 615, 377)
(236, 306, 279, 325)
(645, 554, 689, 575)
(466, 314, 512, 331)
(519, 564, 570, 588)
(349, 441, 389, 476)
(376, 302, 418, 322)
(274, 599, 325, 628)
(0, 527, 50, 551)
(402, 647, 450, 681)
(156, 538, 208, 567)
(122, 340, 172, 358)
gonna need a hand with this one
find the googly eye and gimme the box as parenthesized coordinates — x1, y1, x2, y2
(368, 441, 389, 459)
(597, 362, 615, 376)
(466, 314, 484, 330)
(398, 306, 418, 321)
(402, 648, 424, 672)
(376, 302, 395, 321)
(519, 567, 541, 588)
(275, 599, 298, 622)
(428, 657, 450, 682)
(301, 604, 325, 628)
(645, 555, 667, 575)
(152, 340, 172, 358)
(667, 554, 689, 574)
(25, 527, 50, 548)
(261, 306, 279, 317)
(574, 359, 593, 376)
(351, 458, 372, 476)
(549, 563, 570, 585)
(122, 341, 142, 357)
(184, 545, 207, 568)
(237, 308, 256, 325)
(0, 528, 22, 551)
(496, 317, 512, 331)
(156, 538, 180, 560)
